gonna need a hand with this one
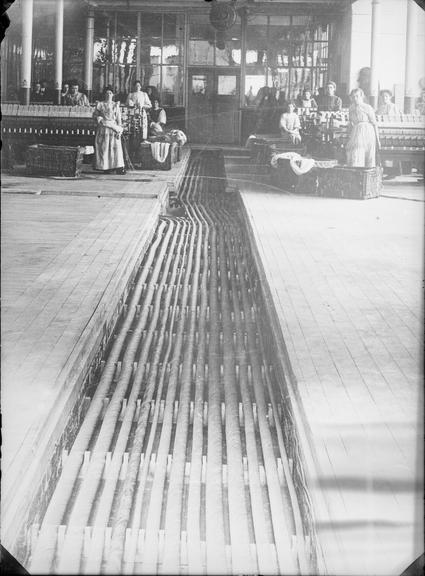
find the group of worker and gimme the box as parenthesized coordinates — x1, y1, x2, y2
(254, 80, 407, 169)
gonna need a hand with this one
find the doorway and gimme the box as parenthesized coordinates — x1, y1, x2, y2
(187, 68, 240, 144)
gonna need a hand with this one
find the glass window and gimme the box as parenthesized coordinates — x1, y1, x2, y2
(93, 38, 108, 65)
(218, 75, 237, 96)
(216, 38, 241, 66)
(117, 13, 137, 37)
(116, 38, 137, 66)
(190, 15, 214, 42)
(189, 40, 214, 65)
(246, 18, 268, 65)
(163, 14, 184, 38)
(141, 13, 162, 39)
(244, 73, 267, 105)
(290, 68, 312, 99)
(269, 68, 290, 98)
(192, 75, 208, 95)
(162, 41, 182, 65)
(143, 64, 161, 92)
(161, 65, 183, 106)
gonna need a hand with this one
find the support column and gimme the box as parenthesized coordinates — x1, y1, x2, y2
(136, 12, 142, 83)
(54, 0, 64, 105)
(369, 0, 380, 108)
(84, 9, 95, 101)
(21, 0, 33, 105)
(404, 0, 417, 113)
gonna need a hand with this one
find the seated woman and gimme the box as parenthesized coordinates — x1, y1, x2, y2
(376, 89, 400, 115)
(296, 88, 318, 110)
(279, 102, 302, 144)
(149, 98, 167, 136)
(93, 86, 126, 174)
(346, 88, 380, 168)
(126, 80, 152, 111)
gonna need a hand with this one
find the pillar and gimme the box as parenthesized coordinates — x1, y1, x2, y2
(84, 9, 95, 101)
(21, 0, 33, 105)
(369, 0, 380, 108)
(136, 12, 142, 84)
(404, 0, 417, 113)
(54, 0, 64, 105)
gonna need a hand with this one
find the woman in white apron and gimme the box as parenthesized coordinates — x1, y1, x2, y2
(93, 86, 125, 174)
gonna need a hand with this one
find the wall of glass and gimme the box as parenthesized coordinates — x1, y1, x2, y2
(93, 12, 184, 105)
(244, 14, 329, 104)
(189, 13, 242, 68)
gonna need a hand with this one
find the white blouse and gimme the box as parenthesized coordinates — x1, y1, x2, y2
(126, 90, 152, 109)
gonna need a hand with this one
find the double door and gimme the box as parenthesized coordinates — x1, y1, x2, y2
(187, 68, 240, 144)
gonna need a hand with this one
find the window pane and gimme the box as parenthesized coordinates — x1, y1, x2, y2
(162, 40, 182, 65)
(216, 39, 241, 66)
(192, 74, 208, 94)
(291, 43, 305, 67)
(117, 12, 137, 37)
(244, 73, 267, 105)
(94, 38, 108, 65)
(314, 24, 328, 41)
(218, 75, 237, 95)
(141, 13, 162, 39)
(268, 68, 290, 98)
(117, 38, 137, 66)
(189, 40, 214, 65)
(143, 64, 161, 92)
(268, 26, 291, 68)
(163, 14, 184, 38)
(190, 15, 214, 41)
(141, 39, 161, 65)
(94, 13, 109, 37)
(246, 19, 268, 65)
(290, 68, 312, 99)
(246, 49, 266, 66)
(161, 65, 183, 106)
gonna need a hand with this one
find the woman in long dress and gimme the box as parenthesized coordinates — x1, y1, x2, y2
(346, 88, 380, 168)
(93, 86, 125, 174)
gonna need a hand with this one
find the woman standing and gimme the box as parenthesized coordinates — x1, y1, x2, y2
(93, 86, 125, 174)
(296, 88, 318, 110)
(126, 80, 152, 110)
(346, 88, 380, 168)
(376, 90, 400, 116)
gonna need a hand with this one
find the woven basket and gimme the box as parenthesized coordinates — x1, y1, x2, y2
(317, 166, 383, 199)
(137, 141, 179, 171)
(26, 144, 84, 177)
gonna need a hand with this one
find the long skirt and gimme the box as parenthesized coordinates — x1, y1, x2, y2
(346, 122, 376, 168)
(94, 125, 124, 170)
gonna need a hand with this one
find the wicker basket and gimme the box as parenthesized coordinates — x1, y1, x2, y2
(316, 166, 383, 199)
(26, 144, 84, 177)
(272, 159, 382, 199)
(137, 141, 179, 171)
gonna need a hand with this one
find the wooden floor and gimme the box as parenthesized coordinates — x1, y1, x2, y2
(240, 180, 424, 576)
(0, 153, 189, 551)
(1, 153, 423, 573)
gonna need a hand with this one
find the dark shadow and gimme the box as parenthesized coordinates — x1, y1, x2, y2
(400, 553, 424, 576)
(0, 546, 29, 575)
(316, 476, 422, 492)
(315, 519, 412, 530)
